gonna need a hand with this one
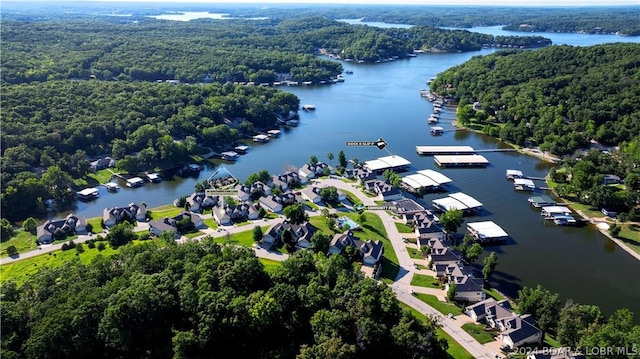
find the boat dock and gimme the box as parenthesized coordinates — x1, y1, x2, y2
(528, 195, 557, 208)
(363, 155, 412, 173)
(401, 169, 452, 192)
(467, 221, 509, 244)
(126, 177, 145, 188)
(77, 187, 99, 200)
(416, 145, 475, 155)
(253, 134, 270, 143)
(430, 126, 444, 135)
(432, 192, 483, 214)
(513, 178, 536, 191)
(434, 154, 489, 168)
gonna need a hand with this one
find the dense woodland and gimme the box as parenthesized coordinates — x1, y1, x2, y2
(0, 239, 448, 359)
(431, 43, 640, 215)
(1, 15, 551, 223)
(5, 3, 639, 35)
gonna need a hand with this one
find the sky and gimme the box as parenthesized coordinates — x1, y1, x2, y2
(16, 0, 640, 6)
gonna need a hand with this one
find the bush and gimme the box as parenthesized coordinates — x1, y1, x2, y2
(6, 245, 18, 257)
(138, 232, 151, 241)
(76, 243, 85, 253)
(87, 241, 96, 249)
(97, 242, 106, 251)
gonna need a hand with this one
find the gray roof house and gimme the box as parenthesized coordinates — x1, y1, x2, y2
(263, 221, 316, 249)
(497, 314, 542, 349)
(213, 201, 260, 225)
(301, 185, 323, 204)
(259, 195, 284, 213)
(103, 203, 147, 227)
(329, 230, 384, 266)
(364, 179, 403, 201)
(272, 172, 301, 190)
(37, 214, 87, 244)
(445, 272, 486, 303)
(186, 193, 218, 213)
(149, 211, 203, 238)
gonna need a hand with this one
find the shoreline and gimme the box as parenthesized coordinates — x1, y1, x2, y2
(451, 119, 640, 262)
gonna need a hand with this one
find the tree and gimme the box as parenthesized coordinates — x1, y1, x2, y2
(516, 284, 561, 337)
(106, 222, 137, 248)
(253, 225, 263, 242)
(310, 232, 330, 253)
(246, 170, 271, 185)
(337, 150, 347, 168)
(319, 186, 338, 203)
(446, 282, 457, 302)
(1, 218, 15, 241)
(439, 209, 463, 237)
(482, 252, 498, 281)
(608, 222, 621, 238)
(283, 202, 308, 225)
(326, 152, 334, 166)
(22, 217, 38, 235)
(557, 304, 604, 348)
(465, 243, 483, 263)
(309, 155, 318, 165)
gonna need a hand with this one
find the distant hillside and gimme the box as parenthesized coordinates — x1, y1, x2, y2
(431, 43, 640, 155)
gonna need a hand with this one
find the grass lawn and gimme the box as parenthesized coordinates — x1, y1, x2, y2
(413, 293, 463, 316)
(407, 247, 425, 260)
(1, 230, 37, 258)
(618, 223, 640, 255)
(0, 240, 127, 285)
(75, 169, 115, 187)
(395, 222, 414, 233)
(213, 226, 269, 247)
(411, 273, 441, 289)
(263, 213, 279, 219)
(87, 217, 103, 232)
(258, 258, 283, 273)
(305, 201, 320, 211)
(203, 218, 218, 229)
(483, 287, 505, 301)
(338, 189, 359, 206)
(416, 263, 429, 270)
(398, 302, 474, 359)
(570, 203, 605, 219)
(183, 231, 205, 239)
(461, 323, 495, 344)
(309, 211, 399, 283)
(149, 205, 183, 220)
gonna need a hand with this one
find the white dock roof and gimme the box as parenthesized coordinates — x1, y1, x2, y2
(77, 188, 99, 196)
(402, 174, 439, 189)
(434, 154, 489, 165)
(416, 145, 475, 154)
(449, 192, 483, 208)
(542, 206, 571, 214)
(506, 169, 523, 177)
(467, 221, 508, 239)
(514, 178, 535, 187)
(364, 155, 411, 171)
(127, 177, 144, 184)
(433, 197, 469, 211)
(417, 169, 452, 185)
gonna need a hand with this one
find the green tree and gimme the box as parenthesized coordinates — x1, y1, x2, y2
(22, 217, 38, 235)
(482, 252, 498, 281)
(252, 225, 263, 242)
(439, 209, 463, 237)
(578, 309, 640, 356)
(106, 222, 137, 248)
(6, 245, 18, 257)
(245, 170, 271, 185)
(557, 304, 604, 348)
(337, 150, 347, 168)
(516, 284, 561, 337)
(1, 219, 15, 242)
(310, 232, 330, 253)
(309, 155, 318, 165)
(319, 186, 338, 203)
(609, 222, 621, 238)
(326, 152, 334, 166)
(465, 243, 483, 263)
(446, 282, 457, 302)
(283, 202, 308, 225)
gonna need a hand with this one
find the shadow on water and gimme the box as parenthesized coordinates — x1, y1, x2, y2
(453, 130, 471, 141)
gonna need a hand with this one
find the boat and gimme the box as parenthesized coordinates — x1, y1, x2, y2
(430, 126, 444, 135)
(302, 104, 316, 111)
(428, 115, 439, 124)
(345, 70, 354, 74)
(187, 164, 202, 173)
(286, 119, 299, 126)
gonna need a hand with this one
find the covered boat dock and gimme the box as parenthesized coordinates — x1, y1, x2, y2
(434, 154, 489, 167)
(364, 155, 411, 173)
(528, 195, 557, 208)
(416, 145, 475, 155)
(402, 169, 452, 192)
(432, 192, 483, 214)
(467, 221, 509, 243)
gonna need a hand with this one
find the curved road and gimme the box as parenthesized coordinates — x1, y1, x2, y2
(2, 177, 495, 358)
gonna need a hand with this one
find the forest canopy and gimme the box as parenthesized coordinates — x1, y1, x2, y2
(0, 239, 448, 359)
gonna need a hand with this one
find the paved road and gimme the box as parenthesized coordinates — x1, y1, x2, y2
(1, 177, 495, 358)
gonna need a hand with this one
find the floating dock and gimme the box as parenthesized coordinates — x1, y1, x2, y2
(253, 134, 270, 143)
(434, 154, 489, 167)
(430, 126, 444, 135)
(416, 145, 475, 155)
(77, 187, 99, 200)
(364, 155, 411, 172)
(541, 206, 572, 219)
(528, 195, 557, 208)
(506, 169, 524, 180)
(147, 173, 161, 182)
(467, 221, 509, 243)
(126, 177, 145, 188)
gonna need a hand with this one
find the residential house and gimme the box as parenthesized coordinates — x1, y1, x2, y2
(185, 193, 218, 213)
(149, 211, 204, 238)
(445, 272, 485, 303)
(271, 172, 301, 190)
(301, 185, 323, 204)
(497, 314, 542, 348)
(299, 162, 333, 182)
(213, 201, 260, 225)
(90, 156, 116, 172)
(364, 179, 403, 201)
(37, 214, 87, 244)
(428, 247, 461, 266)
(329, 230, 384, 266)
(259, 195, 284, 213)
(465, 298, 511, 323)
(103, 203, 147, 228)
(263, 221, 316, 248)
(343, 168, 376, 184)
(237, 181, 271, 201)
(415, 221, 446, 247)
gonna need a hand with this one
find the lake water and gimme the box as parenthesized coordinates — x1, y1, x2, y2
(59, 29, 640, 317)
(147, 12, 267, 21)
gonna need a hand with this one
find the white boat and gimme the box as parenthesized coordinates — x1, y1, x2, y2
(302, 104, 316, 111)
